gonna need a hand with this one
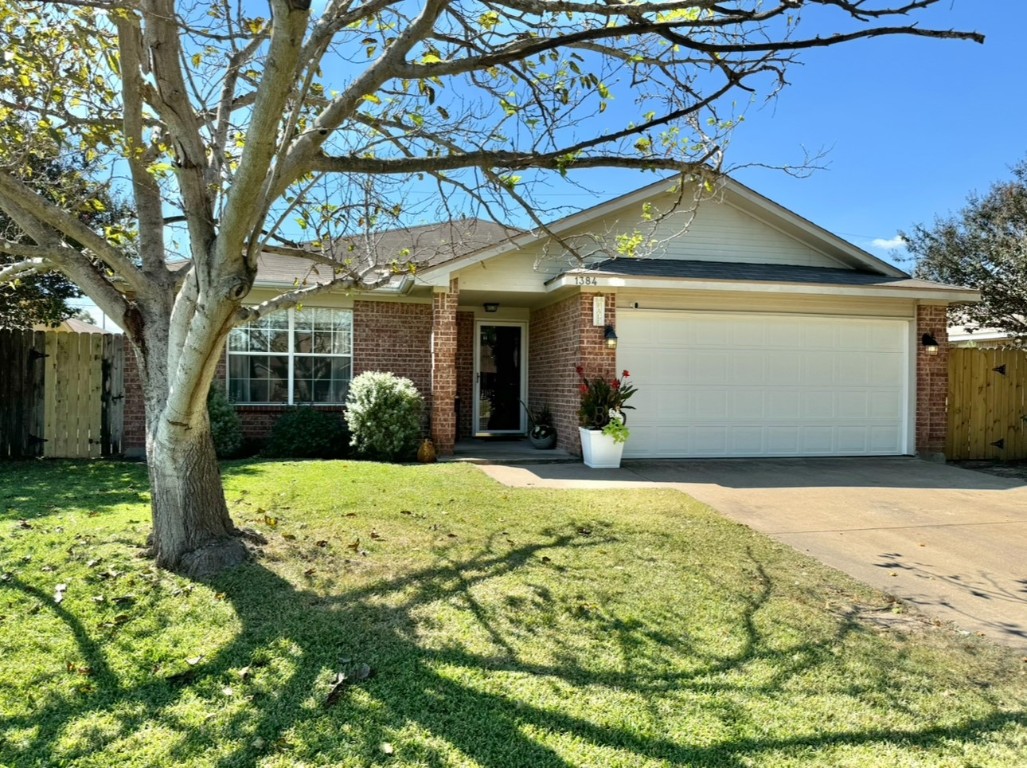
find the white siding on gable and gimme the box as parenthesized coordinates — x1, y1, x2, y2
(655, 201, 842, 267)
(455, 249, 563, 292)
(618, 196, 845, 268)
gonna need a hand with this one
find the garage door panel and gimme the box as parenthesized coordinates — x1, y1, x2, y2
(802, 356, 835, 385)
(693, 389, 728, 419)
(766, 427, 799, 454)
(692, 426, 728, 455)
(836, 427, 869, 453)
(731, 352, 766, 381)
(767, 391, 801, 419)
(869, 391, 901, 419)
(836, 391, 869, 419)
(836, 356, 871, 386)
(769, 353, 803, 385)
(799, 427, 834, 454)
(730, 390, 766, 419)
(802, 391, 835, 419)
(875, 425, 904, 451)
(729, 427, 764, 454)
(871, 354, 905, 386)
(619, 312, 909, 458)
(803, 324, 837, 349)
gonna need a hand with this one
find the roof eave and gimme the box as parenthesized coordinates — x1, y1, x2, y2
(543, 273, 981, 303)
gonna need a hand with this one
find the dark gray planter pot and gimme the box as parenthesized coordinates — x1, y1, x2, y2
(529, 432, 557, 450)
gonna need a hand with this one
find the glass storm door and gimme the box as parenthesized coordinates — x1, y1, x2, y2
(474, 323, 526, 435)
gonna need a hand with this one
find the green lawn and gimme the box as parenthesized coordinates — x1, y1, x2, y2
(1, 460, 1025, 768)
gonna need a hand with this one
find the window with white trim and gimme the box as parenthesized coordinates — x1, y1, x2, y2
(227, 308, 353, 404)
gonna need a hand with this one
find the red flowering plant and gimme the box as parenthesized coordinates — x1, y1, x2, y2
(577, 367, 637, 443)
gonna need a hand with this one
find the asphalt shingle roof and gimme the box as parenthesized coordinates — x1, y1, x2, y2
(585, 258, 958, 290)
(255, 219, 519, 285)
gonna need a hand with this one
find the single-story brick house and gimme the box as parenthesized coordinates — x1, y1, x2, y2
(123, 175, 978, 459)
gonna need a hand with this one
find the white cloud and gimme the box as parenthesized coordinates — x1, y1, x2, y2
(870, 235, 907, 251)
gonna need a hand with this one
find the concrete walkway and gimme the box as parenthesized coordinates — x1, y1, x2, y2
(480, 457, 1027, 650)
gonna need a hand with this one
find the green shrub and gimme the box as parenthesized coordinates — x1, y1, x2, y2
(345, 371, 424, 461)
(264, 407, 350, 459)
(207, 384, 243, 458)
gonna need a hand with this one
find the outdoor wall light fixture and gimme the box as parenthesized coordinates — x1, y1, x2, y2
(921, 333, 940, 356)
(604, 325, 619, 350)
(483, 302, 499, 313)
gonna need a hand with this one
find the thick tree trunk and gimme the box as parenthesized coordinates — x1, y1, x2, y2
(145, 415, 249, 579)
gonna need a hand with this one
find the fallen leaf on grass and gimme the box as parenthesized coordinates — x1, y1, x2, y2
(324, 663, 374, 708)
(18, 520, 32, 529)
(303, 568, 316, 577)
(380, 742, 395, 756)
(400, 510, 412, 516)
(577, 527, 592, 536)
(316, 540, 329, 548)
(346, 539, 360, 552)
(263, 515, 278, 528)
(370, 530, 384, 541)
(186, 656, 204, 666)
(282, 533, 297, 541)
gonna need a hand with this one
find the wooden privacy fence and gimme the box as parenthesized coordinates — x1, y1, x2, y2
(947, 347, 1027, 460)
(0, 329, 125, 459)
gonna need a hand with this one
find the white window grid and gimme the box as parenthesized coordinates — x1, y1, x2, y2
(226, 308, 353, 405)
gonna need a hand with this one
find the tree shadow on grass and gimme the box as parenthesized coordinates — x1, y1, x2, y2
(3, 532, 1025, 767)
(0, 460, 150, 521)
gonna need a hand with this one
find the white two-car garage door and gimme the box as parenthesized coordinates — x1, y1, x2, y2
(617, 311, 911, 458)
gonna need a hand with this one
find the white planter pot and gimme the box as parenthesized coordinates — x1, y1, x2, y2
(579, 427, 625, 469)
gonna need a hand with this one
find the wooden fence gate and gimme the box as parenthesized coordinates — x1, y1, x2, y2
(947, 347, 1027, 460)
(0, 329, 125, 459)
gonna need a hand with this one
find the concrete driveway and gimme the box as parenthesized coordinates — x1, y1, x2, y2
(480, 457, 1027, 650)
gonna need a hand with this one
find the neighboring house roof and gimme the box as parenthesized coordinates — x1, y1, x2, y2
(948, 323, 1018, 345)
(255, 219, 520, 286)
(33, 318, 110, 333)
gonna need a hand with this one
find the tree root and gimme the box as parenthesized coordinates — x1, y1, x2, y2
(178, 535, 252, 581)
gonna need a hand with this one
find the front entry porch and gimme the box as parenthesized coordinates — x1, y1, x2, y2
(446, 437, 575, 465)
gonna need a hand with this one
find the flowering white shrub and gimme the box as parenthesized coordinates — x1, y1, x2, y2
(345, 371, 424, 461)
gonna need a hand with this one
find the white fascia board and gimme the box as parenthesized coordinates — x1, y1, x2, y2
(544, 273, 981, 303)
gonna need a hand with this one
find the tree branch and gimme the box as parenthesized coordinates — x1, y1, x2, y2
(0, 172, 144, 293)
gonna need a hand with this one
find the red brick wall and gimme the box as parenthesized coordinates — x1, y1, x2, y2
(456, 311, 474, 439)
(430, 280, 459, 454)
(916, 304, 949, 457)
(528, 292, 617, 454)
(122, 343, 146, 456)
(353, 301, 433, 398)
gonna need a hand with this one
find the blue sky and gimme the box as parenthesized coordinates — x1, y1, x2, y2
(675, 0, 1025, 270)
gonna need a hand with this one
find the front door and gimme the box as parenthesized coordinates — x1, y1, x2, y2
(474, 322, 526, 435)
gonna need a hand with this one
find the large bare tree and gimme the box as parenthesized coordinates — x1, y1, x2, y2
(0, 0, 980, 577)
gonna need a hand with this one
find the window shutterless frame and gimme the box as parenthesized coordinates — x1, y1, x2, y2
(225, 308, 353, 405)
